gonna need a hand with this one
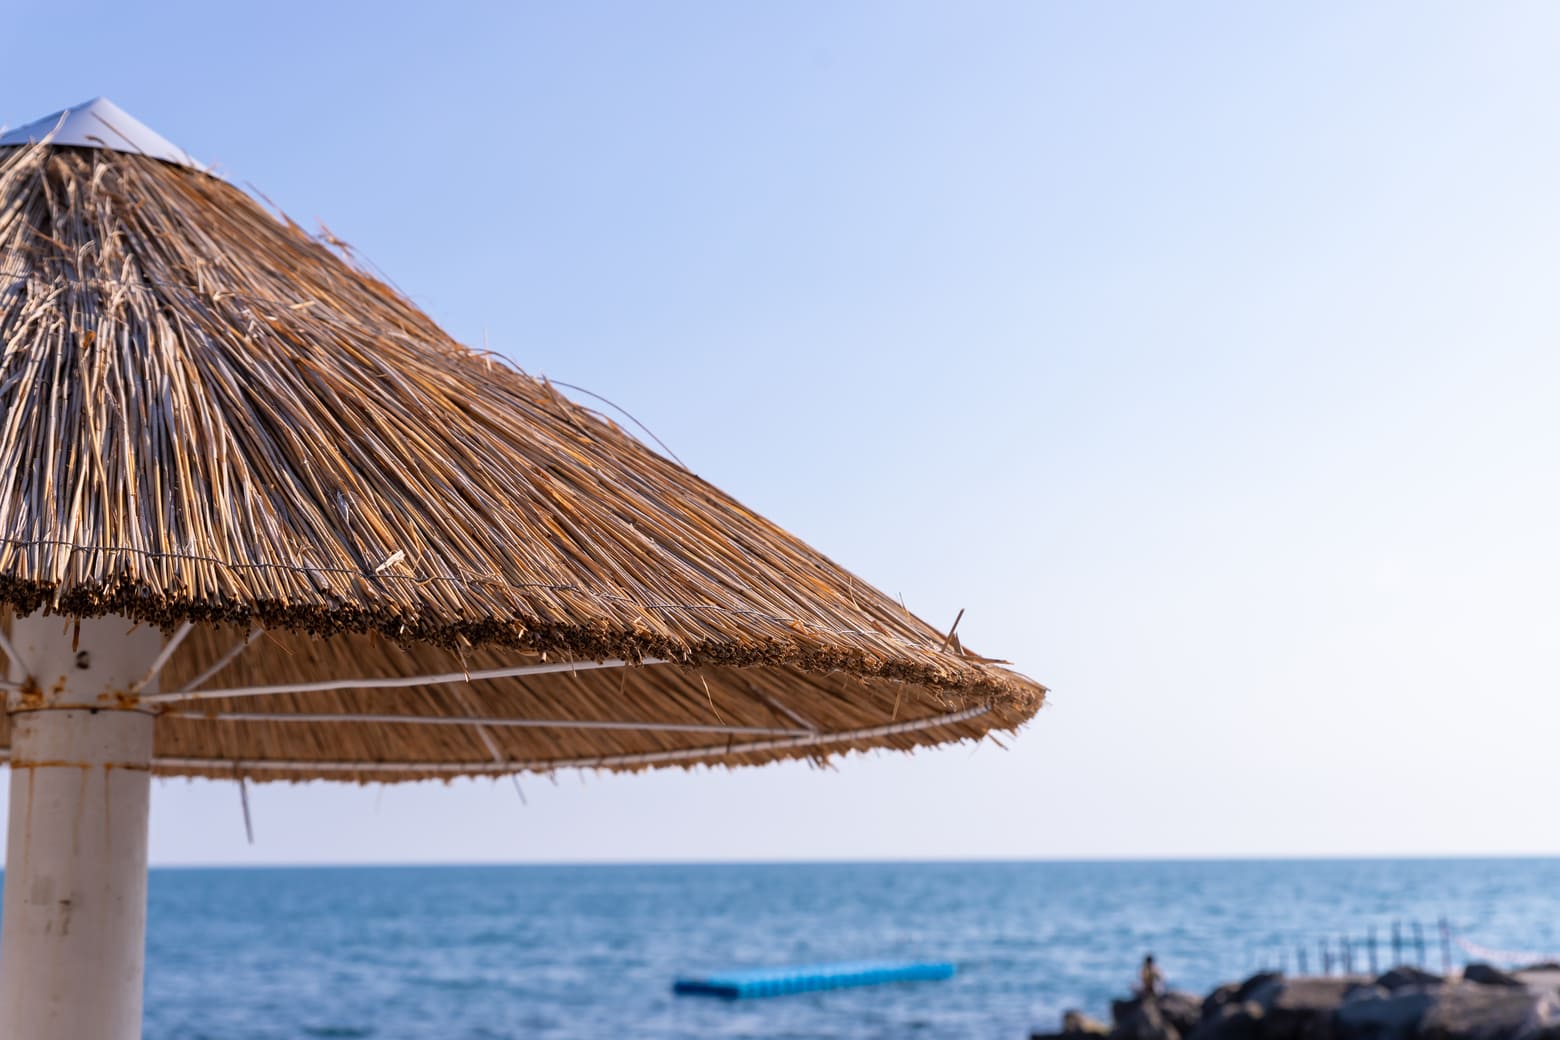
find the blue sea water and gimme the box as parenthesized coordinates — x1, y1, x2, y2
(130, 859, 1560, 1039)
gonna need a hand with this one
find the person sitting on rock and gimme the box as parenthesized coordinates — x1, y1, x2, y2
(1137, 954, 1164, 998)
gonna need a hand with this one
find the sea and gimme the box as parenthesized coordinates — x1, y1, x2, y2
(136, 859, 1560, 1040)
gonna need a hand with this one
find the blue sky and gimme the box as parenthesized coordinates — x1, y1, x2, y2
(3, 2, 1558, 862)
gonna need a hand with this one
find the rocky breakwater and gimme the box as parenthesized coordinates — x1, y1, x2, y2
(1034, 964, 1560, 1040)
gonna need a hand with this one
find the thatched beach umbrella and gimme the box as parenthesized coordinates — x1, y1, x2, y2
(0, 98, 1045, 1038)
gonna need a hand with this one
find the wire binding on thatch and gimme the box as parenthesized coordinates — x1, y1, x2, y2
(0, 137, 1044, 779)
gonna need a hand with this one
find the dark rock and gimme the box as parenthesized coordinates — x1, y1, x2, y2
(1462, 964, 1525, 989)
(1186, 1001, 1267, 1040)
(1064, 1009, 1111, 1035)
(1237, 974, 1288, 1009)
(1113, 996, 1181, 1040)
(1160, 993, 1206, 1035)
(1204, 983, 1243, 1015)
(1262, 978, 1360, 1040)
(1418, 981, 1539, 1040)
(1376, 967, 1445, 992)
(1073, 961, 1560, 1040)
(1271, 978, 1359, 1012)
(1526, 993, 1560, 1040)
(1199, 973, 1286, 1025)
(1199, 982, 1247, 1029)
(1335, 986, 1437, 1040)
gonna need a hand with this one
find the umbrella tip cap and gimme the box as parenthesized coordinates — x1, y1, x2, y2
(0, 97, 203, 169)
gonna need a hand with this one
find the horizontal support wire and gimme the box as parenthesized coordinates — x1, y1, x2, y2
(23, 704, 991, 775)
(156, 711, 813, 738)
(140, 657, 670, 705)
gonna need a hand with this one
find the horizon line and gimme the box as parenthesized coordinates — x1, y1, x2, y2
(99, 851, 1560, 871)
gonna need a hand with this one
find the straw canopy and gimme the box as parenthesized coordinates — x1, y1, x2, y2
(0, 99, 1044, 782)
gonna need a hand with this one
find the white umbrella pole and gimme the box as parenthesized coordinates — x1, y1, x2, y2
(0, 614, 163, 1040)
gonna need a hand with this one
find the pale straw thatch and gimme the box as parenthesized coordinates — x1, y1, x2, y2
(0, 134, 1044, 782)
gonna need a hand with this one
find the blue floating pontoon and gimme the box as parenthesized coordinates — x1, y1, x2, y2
(673, 960, 956, 999)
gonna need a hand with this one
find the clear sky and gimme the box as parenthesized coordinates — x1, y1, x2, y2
(2, 2, 1557, 863)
